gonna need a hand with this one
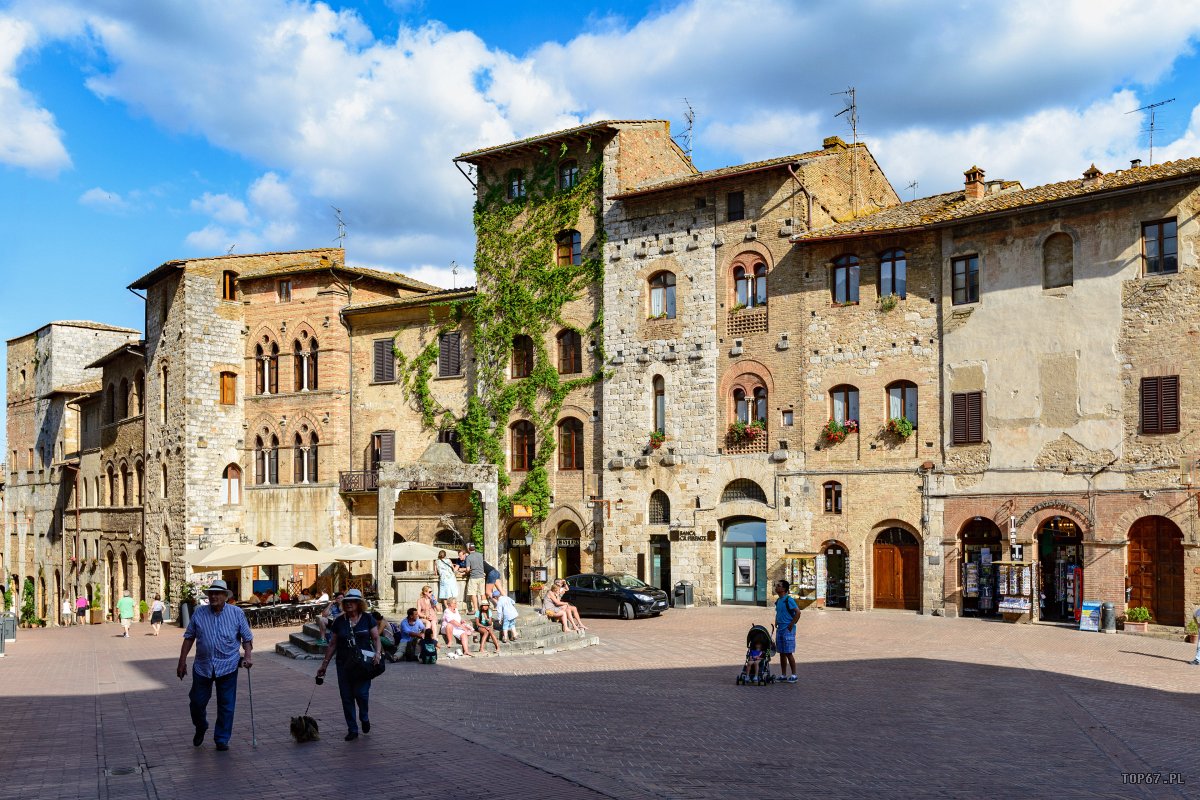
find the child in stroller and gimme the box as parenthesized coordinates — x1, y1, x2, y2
(737, 623, 777, 685)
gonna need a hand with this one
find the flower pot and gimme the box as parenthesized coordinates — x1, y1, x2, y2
(89, 608, 105, 625)
(1186, 633, 1198, 644)
(1122, 621, 1149, 633)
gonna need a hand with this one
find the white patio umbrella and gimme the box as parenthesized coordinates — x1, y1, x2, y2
(233, 545, 345, 568)
(390, 541, 444, 561)
(184, 543, 259, 568)
(325, 544, 377, 562)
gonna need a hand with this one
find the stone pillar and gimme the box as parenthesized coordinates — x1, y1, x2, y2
(376, 485, 397, 608)
(479, 483, 499, 565)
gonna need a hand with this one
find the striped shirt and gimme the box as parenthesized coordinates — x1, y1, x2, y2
(184, 604, 253, 678)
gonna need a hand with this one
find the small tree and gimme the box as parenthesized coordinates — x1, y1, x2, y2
(20, 578, 37, 625)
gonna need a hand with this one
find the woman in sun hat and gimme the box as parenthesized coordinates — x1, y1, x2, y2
(316, 589, 381, 741)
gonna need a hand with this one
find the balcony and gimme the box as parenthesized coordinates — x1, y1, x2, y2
(339, 470, 379, 493)
(728, 306, 767, 337)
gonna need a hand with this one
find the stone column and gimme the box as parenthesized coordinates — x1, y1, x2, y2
(479, 483, 499, 565)
(376, 485, 397, 609)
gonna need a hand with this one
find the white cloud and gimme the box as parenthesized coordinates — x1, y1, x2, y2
(0, 15, 71, 175)
(78, 186, 128, 212)
(190, 193, 250, 226)
(248, 172, 297, 219)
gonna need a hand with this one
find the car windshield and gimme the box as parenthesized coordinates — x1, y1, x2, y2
(611, 574, 648, 589)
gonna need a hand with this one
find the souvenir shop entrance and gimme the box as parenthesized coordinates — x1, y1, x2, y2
(960, 518, 1003, 618)
(822, 540, 849, 609)
(1038, 517, 1082, 622)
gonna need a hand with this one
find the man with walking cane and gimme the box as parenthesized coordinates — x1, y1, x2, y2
(177, 579, 253, 751)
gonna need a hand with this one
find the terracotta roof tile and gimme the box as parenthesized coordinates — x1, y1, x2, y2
(455, 120, 668, 162)
(343, 287, 476, 314)
(41, 379, 103, 398)
(798, 157, 1200, 241)
(612, 146, 841, 199)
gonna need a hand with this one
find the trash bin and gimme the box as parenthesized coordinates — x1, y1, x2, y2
(1101, 601, 1116, 634)
(673, 581, 695, 608)
(1, 612, 16, 643)
(177, 601, 191, 629)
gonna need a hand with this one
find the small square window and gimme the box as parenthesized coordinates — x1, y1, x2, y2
(727, 191, 745, 222)
(951, 255, 979, 305)
(781, 409, 794, 426)
(695, 197, 707, 209)
(277, 280, 292, 303)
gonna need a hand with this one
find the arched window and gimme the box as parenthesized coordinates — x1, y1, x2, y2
(309, 431, 319, 483)
(734, 265, 749, 307)
(823, 481, 842, 514)
(308, 339, 319, 390)
(293, 433, 306, 484)
(830, 384, 859, 425)
(133, 371, 145, 416)
(557, 418, 584, 471)
(886, 380, 918, 427)
(511, 420, 535, 472)
(160, 462, 167, 498)
(753, 263, 768, 306)
(106, 463, 116, 506)
(880, 249, 907, 298)
(105, 384, 116, 424)
(557, 330, 582, 374)
(754, 387, 767, 423)
(832, 255, 860, 304)
(256, 340, 279, 395)
(653, 375, 665, 434)
(118, 378, 129, 420)
(159, 365, 168, 425)
(649, 271, 677, 319)
(1043, 232, 1073, 289)
(721, 479, 767, 504)
(512, 335, 534, 379)
(134, 461, 144, 505)
(733, 388, 749, 424)
(559, 160, 579, 190)
(735, 260, 768, 307)
(222, 464, 241, 505)
(648, 490, 670, 525)
(255, 435, 279, 485)
(294, 336, 319, 391)
(556, 230, 582, 266)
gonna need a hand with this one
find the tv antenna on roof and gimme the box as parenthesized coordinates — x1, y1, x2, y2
(331, 205, 347, 245)
(905, 180, 919, 201)
(1127, 98, 1175, 165)
(674, 98, 695, 159)
(833, 86, 860, 216)
(226, 244, 236, 255)
(450, 261, 459, 289)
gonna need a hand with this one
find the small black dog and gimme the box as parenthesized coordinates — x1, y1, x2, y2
(290, 715, 320, 743)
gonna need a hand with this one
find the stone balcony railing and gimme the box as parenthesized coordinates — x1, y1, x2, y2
(723, 436, 769, 455)
(728, 306, 768, 337)
(338, 470, 379, 493)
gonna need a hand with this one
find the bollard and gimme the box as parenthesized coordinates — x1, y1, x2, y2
(1101, 601, 1116, 634)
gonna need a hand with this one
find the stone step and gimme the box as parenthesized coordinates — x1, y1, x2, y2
(275, 641, 320, 660)
(290, 631, 326, 654)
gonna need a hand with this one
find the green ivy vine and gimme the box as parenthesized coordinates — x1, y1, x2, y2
(397, 141, 607, 542)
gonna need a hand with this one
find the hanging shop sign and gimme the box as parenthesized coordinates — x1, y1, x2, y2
(670, 530, 716, 542)
(512, 504, 533, 518)
(407, 481, 468, 492)
(556, 539, 580, 548)
(507, 538, 530, 548)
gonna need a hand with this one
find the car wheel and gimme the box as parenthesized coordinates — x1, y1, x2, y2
(619, 602, 635, 620)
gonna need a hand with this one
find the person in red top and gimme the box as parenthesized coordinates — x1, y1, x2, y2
(75, 595, 89, 623)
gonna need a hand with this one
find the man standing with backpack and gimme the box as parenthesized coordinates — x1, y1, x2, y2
(774, 580, 801, 683)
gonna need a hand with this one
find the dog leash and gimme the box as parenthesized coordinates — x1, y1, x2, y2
(304, 679, 320, 717)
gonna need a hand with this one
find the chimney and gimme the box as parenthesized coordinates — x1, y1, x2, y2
(1130, 158, 1142, 169)
(964, 166, 986, 200)
(822, 136, 847, 151)
(1082, 163, 1102, 188)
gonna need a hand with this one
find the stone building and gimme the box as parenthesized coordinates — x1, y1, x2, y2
(3, 321, 140, 622)
(802, 158, 1200, 625)
(127, 249, 434, 600)
(601, 135, 904, 607)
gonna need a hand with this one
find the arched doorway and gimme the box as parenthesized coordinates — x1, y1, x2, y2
(1128, 516, 1185, 626)
(821, 540, 849, 609)
(959, 518, 1003, 617)
(555, 521, 581, 580)
(106, 551, 116, 616)
(292, 541, 318, 595)
(135, 551, 146, 602)
(721, 517, 767, 606)
(873, 527, 920, 610)
(1038, 517, 1083, 622)
(54, 570, 63, 625)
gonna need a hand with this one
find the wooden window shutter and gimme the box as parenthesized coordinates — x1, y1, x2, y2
(1141, 377, 1161, 433)
(268, 356, 278, 395)
(951, 393, 968, 445)
(373, 340, 394, 383)
(378, 431, 395, 463)
(439, 332, 461, 377)
(268, 448, 278, 485)
(967, 391, 983, 444)
(1161, 376, 1180, 433)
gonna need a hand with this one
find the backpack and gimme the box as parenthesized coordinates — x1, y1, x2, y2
(419, 639, 438, 664)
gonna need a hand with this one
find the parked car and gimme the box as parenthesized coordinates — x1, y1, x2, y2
(562, 573, 669, 619)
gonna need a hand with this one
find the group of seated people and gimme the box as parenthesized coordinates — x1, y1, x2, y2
(242, 587, 331, 606)
(371, 589, 521, 660)
(542, 579, 586, 634)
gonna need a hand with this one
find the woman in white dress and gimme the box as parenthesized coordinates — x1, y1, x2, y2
(435, 550, 460, 611)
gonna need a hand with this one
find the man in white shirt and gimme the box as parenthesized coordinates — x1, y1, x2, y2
(316, 591, 330, 603)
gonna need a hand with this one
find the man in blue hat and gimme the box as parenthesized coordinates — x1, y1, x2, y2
(177, 579, 253, 751)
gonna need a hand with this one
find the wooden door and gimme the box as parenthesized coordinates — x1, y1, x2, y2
(1128, 517, 1185, 626)
(874, 542, 920, 610)
(901, 545, 920, 609)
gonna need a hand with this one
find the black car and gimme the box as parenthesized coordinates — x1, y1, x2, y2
(562, 573, 670, 619)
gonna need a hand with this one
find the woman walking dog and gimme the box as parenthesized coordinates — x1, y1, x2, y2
(316, 589, 382, 741)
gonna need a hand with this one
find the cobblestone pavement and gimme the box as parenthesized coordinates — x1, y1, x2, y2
(1, 607, 1198, 799)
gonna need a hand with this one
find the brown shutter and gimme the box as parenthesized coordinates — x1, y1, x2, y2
(1161, 376, 1180, 433)
(308, 350, 318, 390)
(951, 393, 968, 445)
(255, 358, 264, 395)
(268, 447, 278, 485)
(377, 431, 395, 463)
(373, 340, 394, 383)
(1141, 377, 1161, 434)
(967, 392, 983, 444)
(268, 356, 278, 394)
(439, 332, 461, 377)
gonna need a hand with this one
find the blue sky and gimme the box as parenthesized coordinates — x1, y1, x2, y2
(3, 0, 1200, 452)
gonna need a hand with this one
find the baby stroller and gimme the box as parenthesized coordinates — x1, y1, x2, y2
(737, 623, 777, 686)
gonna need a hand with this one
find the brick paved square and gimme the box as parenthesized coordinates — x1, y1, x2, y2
(0, 608, 1197, 799)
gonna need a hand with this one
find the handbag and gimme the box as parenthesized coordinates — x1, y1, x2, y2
(342, 616, 386, 684)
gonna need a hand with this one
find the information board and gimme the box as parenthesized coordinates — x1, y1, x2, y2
(1078, 600, 1101, 632)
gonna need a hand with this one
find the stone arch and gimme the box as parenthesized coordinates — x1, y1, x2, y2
(718, 359, 775, 399)
(544, 503, 587, 536)
(246, 325, 282, 358)
(1112, 500, 1195, 545)
(871, 518, 922, 542)
(1016, 501, 1093, 536)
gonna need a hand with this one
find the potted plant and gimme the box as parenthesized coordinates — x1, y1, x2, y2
(90, 594, 105, 625)
(1123, 606, 1152, 633)
(19, 578, 36, 628)
(886, 417, 914, 440)
(139, 600, 150, 622)
(726, 419, 765, 446)
(1186, 616, 1198, 644)
(649, 430, 666, 450)
(823, 418, 848, 444)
